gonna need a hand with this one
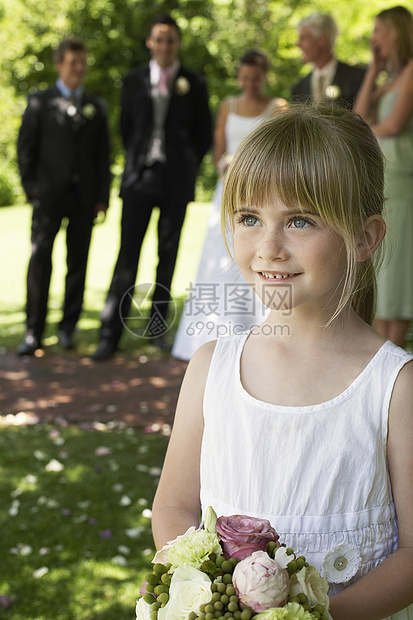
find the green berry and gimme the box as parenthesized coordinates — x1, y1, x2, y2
(150, 612, 158, 620)
(151, 602, 161, 611)
(297, 593, 308, 605)
(146, 583, 156, 593)
(229, 557, 238, 567)
(161, 573, 172, 585)
(287, 560, 297, 573)
(229, 596, 238, 604)
(234, 612, 241, 620)
(211, 584, 218, 593)
(296, 558, 305, 570)
(154, 585, 169, 596)
(199, 614, 206, 620)
(199, 605, 207, 613)
(221, 594, 229, 605)
(224, 613, 232, 619)
(289, 596, 300, 604)
(223, 574, 232, 585)
(205, 605, 215, 614)
(145, 573, 160, 585)
(313, 612, 321, 619)
(143, 594, 156, 605)
(206, 613, 214, 620)
(240, 611, 252, 620)
(313, 605, 325, 614)
(217, 583, 226, 594)
(222, 560, 233, 573)
(228, 602, 238, 613)
(216, 556, 225, 567)
(158, 593, 169, 605)
(286, 548, 294, 556)
(214, 602, 224, 611)
(212, 593, 221, 603)
(226, 585, 236, 597)
(188, 614, 198, 620)
(153, 563, 169, 576)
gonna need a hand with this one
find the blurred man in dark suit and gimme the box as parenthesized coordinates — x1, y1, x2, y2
(17, 36, 111, 356)
(292, 13, 365, 109)
(91, 13, 212, 360)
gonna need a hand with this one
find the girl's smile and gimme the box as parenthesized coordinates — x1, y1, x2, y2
(233, 199, 348, 314)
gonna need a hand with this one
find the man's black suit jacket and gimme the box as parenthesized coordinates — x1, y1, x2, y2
(291, 61, 366, 109)
(120, 64, 212, 203)
(17, 85, 110, 212)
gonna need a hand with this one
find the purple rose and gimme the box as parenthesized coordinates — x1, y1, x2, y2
(233, 550, 290, 612)
(216, 514, 279, 561)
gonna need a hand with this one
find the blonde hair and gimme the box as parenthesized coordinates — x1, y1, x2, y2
(377, 5, 413, 68)
(222, 105, 385, 325)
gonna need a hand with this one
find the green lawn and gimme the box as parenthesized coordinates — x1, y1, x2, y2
(0, 198, 211, 619)
(0, 197, 211, 353)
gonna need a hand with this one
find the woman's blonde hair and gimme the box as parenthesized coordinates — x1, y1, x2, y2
(222, 105, 385, 325)
(377, 5, 413, 68)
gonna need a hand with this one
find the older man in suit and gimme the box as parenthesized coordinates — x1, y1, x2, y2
(17, 37, 111, 356)
(292, 13, 365, 109)
(91, 13, 212, 361)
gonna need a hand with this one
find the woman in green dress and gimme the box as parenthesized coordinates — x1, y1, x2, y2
(355, 5, 413, 348)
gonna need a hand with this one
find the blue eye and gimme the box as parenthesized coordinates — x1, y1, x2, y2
(244, 216, 258, 227)
(291, 217, 309, 228)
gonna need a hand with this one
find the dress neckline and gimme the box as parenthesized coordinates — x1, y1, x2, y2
(234, 332, 392, 412)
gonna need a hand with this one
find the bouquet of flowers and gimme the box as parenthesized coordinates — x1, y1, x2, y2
(136, 507, 332, 620)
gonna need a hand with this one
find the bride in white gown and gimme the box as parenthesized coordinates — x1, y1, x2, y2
(172, 51, 287, 361)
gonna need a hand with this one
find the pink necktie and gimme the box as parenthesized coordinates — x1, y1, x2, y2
(159, 71, 169, 95)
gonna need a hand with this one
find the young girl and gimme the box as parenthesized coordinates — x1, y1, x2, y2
(152, 105, 413, 620)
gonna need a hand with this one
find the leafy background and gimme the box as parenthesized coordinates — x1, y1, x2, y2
(0, 0, 406, 206)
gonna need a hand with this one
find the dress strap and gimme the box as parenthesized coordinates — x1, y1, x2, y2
(228, 97, 237, 114)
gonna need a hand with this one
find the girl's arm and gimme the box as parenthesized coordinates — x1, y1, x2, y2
(372, 61, 413, 137)
(329, 361, 413, 620)
(151, 341, 216, 549)
(214, 99, 230, 170)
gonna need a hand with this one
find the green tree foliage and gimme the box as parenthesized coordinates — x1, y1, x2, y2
(0, 0, 407, 205)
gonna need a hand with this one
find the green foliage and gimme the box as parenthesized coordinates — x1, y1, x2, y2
(0, 0, 409, 204)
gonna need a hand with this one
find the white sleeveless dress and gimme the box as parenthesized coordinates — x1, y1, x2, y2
(201, 332, 413, 618)
(172, 100, 269, 361)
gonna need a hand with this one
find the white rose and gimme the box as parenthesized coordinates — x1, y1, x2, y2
(289, 566, 330, 609)
(158, 565, 212, 620)
(152, 526, 197, 565)
(136, 598, 152, 620)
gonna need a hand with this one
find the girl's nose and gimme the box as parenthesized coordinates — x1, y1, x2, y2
(258, 231, 289, 262)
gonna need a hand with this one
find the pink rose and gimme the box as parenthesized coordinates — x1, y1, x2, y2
(233, 550, 290, 612)
(216, 514, 279, 561)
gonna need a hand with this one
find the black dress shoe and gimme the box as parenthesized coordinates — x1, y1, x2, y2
(17, 334, 41, 356)
(90, 339, 118, 361)
(58, 330, 75, 350)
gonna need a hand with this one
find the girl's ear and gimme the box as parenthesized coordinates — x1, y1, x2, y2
(356, 215, 386, 262)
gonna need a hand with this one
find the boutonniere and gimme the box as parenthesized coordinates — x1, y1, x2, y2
(81, 103, 97, 120)
(325, 85, 341, 100)
(175, 76, 190, 95)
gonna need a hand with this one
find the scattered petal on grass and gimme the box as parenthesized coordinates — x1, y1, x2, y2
(142, 548, 153, 557)
(142, 509, 152, 519)
(119, 495, 132, 506)
(48, 430, 60, 439)
(112, 483, 124, 492)
(149, 467, 161, 477)
(45, 459, 64, 472)
(139, 355, 148, 363)
(88, 518, 98, 525)
(58, 450, 69, 459)
(95, 446, 112, 456)
(9, 503, 19, 516)
(125, 527, 143, 539)
(61, 509, 72, 516)
(25, 474, 37, 484)
(34, 450, 47, 461)
(0, 595, 15, 609)
(109, 461, 120, 472)
(33, 566, 49, 579)
(39, 547, 50, 555)
(140, 402, 150, 414)
(135, 464, 148, 473)
(138, 498, 148, 507)
(111, 555, 127, 566)
(37, 496, 48, 505)
(46, 499, 59, 509)
(11, 488, 23, 498)
(73, 515, 88, 524)
(100, 529, 112, 539)
(117, 545, 131, 555)
(78, 501, 91, 509)
(15, 544, 33, 556)
(138, 445, 149, 455)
